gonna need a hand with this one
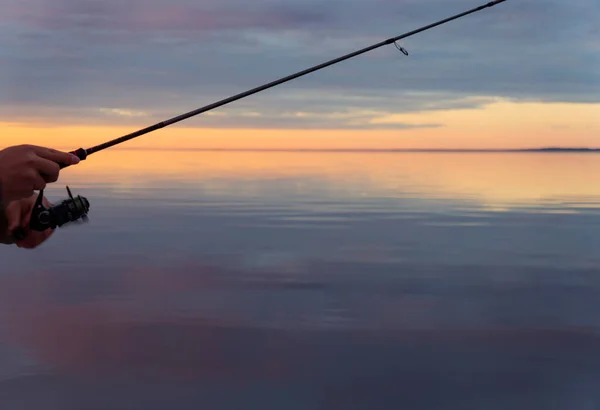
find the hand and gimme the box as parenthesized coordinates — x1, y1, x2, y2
(0, 145, 80, 203)
(5, 194, 54, 249)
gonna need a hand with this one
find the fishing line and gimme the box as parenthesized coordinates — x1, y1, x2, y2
(62, 0, 507, 164)
(12, 0, 508, 240)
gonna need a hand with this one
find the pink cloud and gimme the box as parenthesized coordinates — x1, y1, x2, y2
(1, 0, 328, 32)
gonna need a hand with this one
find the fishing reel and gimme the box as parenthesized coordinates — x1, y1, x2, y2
(12, 186, 90, 241)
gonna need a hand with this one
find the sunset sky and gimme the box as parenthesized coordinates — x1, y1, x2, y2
(1, 0, 599, 150)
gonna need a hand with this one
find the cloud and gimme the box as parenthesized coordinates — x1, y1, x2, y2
(1, 0, 330, 32)
(98, 108, 148, 117)
(0, 0, 598, 128)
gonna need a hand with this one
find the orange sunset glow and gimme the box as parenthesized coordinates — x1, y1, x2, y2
(29, 148, 600, 214)
(3, 100, 600, 151)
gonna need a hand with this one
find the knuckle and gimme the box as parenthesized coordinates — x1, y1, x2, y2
(25, 151, 37, 164)
(11, 144, 26, 154)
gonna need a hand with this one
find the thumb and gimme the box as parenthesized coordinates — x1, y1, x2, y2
(32, 146, 81, 166)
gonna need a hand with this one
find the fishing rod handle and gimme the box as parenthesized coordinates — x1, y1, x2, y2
(59, 147, 88, 169)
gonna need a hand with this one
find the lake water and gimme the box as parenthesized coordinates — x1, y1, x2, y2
(1, 150, 600, 409)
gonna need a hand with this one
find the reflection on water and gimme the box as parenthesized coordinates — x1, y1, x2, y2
(1, 150, 600, 409)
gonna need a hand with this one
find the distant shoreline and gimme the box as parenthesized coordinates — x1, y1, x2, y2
(101, 147, 600, 153)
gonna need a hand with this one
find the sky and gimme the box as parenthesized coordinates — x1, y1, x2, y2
(1, 0, 599, 149)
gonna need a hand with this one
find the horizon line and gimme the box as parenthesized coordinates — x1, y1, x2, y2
(75, 147, 600, 153)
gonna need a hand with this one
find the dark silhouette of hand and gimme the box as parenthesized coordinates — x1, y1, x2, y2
(0, 145, 79, 203)
(5, 194, 54, 249)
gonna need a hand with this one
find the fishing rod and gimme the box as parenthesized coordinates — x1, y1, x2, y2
(12, 0, 507, 241)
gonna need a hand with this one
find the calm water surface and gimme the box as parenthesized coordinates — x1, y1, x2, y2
(1, 150, 600, 409)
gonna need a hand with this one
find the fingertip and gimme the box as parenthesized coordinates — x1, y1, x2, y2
(70, 154, 80, 164)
